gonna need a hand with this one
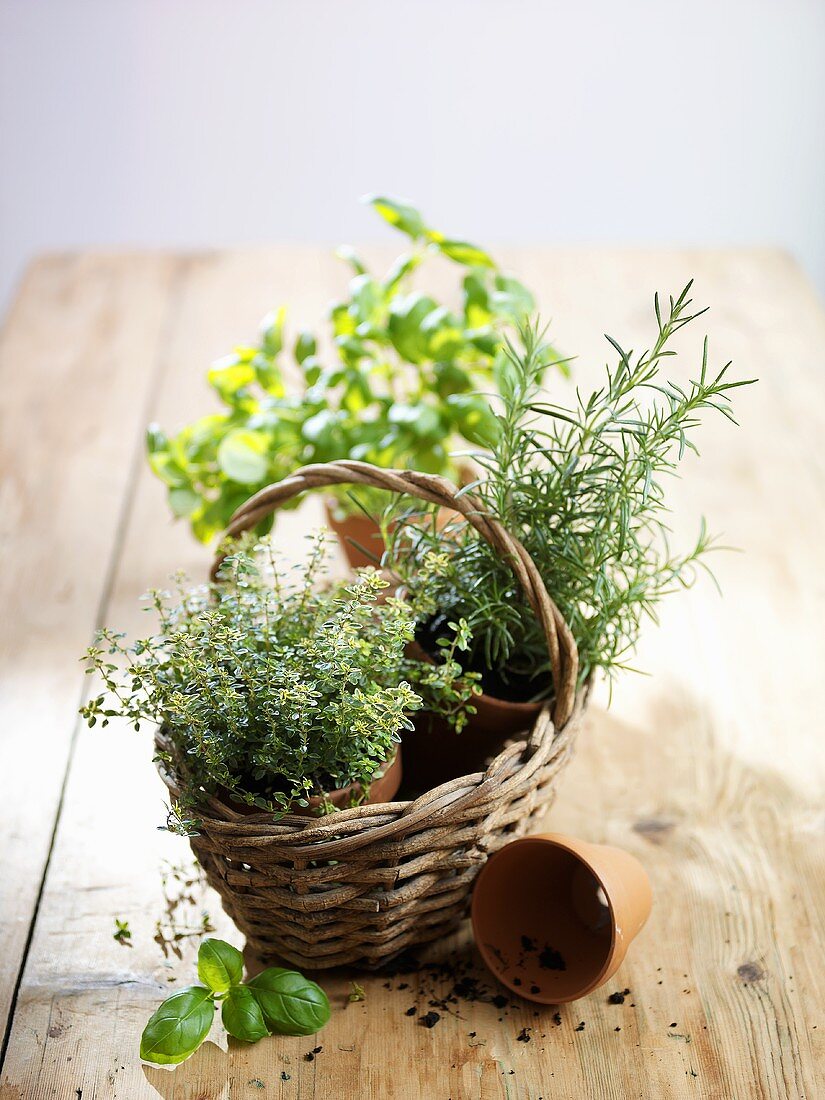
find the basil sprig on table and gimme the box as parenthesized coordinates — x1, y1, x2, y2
(140, 938, 330, 1065)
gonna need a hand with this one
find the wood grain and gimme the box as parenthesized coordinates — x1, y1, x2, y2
(0, 253, 183, 1045)
(0, 247, 823, 1099)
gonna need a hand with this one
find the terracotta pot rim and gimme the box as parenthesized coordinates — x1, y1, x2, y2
(405, 637, 550, 715)
(473, 692, 546, 715)
(322, 498, 387, 570)
(302, 746, 402, 812)
(324, 495, 372, 521)
(471, 833, 622, 1005)
(214, 746, 402, 818)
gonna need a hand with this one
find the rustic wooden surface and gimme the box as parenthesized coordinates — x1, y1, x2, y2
(0, 247, 823, 1099)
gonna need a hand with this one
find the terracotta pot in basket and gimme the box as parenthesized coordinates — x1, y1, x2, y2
(323, 497, 462, 572)
(156, 460, 584, 971)
(402, 638, 544, 790)
(212, 747, 403, 817)
(323, 499, 385, 570)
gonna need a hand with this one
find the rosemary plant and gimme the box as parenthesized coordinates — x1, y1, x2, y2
(385, 283, 755, 700)
(80, 534, 477, 825)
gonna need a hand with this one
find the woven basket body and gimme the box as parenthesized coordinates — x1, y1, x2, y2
(157, 461, 586, 969)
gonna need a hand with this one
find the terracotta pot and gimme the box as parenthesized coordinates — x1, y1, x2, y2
(471, 833, 652, 1004)
(401, 639, 544, 790)
(299, 746, 403, 815)
(215, 747, 403, 817)
(324, 499, 385, 569)
(324, 499, 462, 572)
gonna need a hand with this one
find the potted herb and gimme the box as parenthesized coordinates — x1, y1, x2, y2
(383, 284, 754, 786)
(146, 195, 564, 563)
(80, 534, 477, 821)
(98, 470, 583, 970)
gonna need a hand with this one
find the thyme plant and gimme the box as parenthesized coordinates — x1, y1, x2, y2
(80, 534, 477, 822)
(385, 284, 754, 700)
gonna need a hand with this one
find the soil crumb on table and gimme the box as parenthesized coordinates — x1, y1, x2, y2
(607, 988, 631, 1004)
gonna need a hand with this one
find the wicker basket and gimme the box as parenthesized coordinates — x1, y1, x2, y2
(156, 461, 585, 970)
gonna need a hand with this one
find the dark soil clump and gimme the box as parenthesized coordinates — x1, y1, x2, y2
(607, 988, 630, 1005)
(538, 945, 566, 971)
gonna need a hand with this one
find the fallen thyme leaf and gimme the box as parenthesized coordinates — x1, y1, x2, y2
(113, 918, 132, 947)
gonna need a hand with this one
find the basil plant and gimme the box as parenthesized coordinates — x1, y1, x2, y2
(140, 938, 329, 1065)
(147, 195, 561, 543)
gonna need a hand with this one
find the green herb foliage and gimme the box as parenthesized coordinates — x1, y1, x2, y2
(113, 918, 132, 947)
(81, 534, 477, 822)
(141, 985, 215, 1065)
(385, 285, 755, 698)
(147, 195, 563, 543)
(221, 986, 270, 1043)
(197, 937, 244, 992)
(140, 938, 329, 1064)
(247, 968, 331, 1036)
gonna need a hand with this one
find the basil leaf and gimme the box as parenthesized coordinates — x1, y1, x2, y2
(197, 938, 244, 993)
(140, 985, 214, 1065)
(168, 487, 200, 518)
(146, 423, 168, 455)
(388, 293, 439, 363)
(147, 450, 188, 489)
(446, 393, 501, 447)
(216, 429, 269, 484)
(431, 236, 496, 269)
(221, 985, 270, 1043)
(364, 194, 427, 239)
(207, 356, 256, 404)
(335, 244, 366, 274)
(294, 330, 317, 365)
(491, 273, 535, 319)
(260, 305, 286, 357)
(248, 968, 331, 1036)
(388, 402, 441, 439)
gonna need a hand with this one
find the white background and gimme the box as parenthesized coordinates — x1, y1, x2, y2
(1, 0, 824, 314)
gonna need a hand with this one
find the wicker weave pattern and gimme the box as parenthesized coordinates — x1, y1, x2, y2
(157, 703, 583, 969)
(157, 461, 585, 969)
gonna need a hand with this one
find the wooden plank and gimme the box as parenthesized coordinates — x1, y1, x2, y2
(1, 248, 824, 1099)
(0, 253, 184, 1046)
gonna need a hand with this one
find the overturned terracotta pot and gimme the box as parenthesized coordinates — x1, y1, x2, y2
(215, 747, 403, 817)
(471, 832, 652, 1004)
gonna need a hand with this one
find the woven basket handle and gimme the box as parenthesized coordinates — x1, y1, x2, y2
(211, 460, 579, 728)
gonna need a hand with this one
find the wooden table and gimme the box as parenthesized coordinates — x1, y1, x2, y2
(1, 248, 823, 1099)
